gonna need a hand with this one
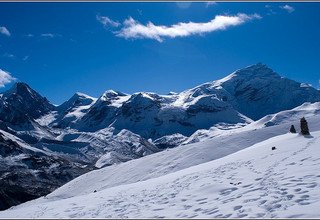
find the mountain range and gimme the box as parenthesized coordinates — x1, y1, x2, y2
(0, 63, 319, 210)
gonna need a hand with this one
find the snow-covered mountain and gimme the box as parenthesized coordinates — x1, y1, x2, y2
(181, 63, 320, 121)
(48, 92, 97, 128)
(0, 82, 54, 127)
(1, 63, 319, 212)
(74, 90, 130, 131)
(218, 63, 320, 120)
(51, 63, 320, 139)
(72, 90, 249, 139)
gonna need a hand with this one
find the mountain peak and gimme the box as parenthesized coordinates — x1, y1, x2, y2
(234, 63, 278, 77)
(73, 92, 96, 100)
(57, 92, 96, 113)
(100, 90, 127, 102)
(4, 82, 52, 106)
(0, 82, 54, 122)
(214, 63, 279, 87)
(6, 82, 34, 96)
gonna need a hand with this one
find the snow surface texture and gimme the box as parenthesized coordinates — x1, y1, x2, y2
(2, 129, 320, 218)
(38, 113, 320, 201)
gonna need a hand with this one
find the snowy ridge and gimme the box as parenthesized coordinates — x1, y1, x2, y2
(2, 129, 320, 218)
(250, 102, 320, 128)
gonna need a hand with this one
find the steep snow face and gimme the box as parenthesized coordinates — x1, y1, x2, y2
(177, 63, 320, 121)
(58, 127, 160, 169)
(153, 133, 188, 149)
(94, 129, 160, 168)
(214, 63, 320, 120)
(74, 90, 130, 131)
(51, 92, 97, 128)
(57, 92, 96, 114)
(0, 82, 54, 125)
(3, 130, 320, 218)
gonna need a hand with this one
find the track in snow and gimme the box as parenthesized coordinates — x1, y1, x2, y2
(1, 131, 320, 218)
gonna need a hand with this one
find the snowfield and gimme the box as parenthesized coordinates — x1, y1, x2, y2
(1, 128, 320, 218)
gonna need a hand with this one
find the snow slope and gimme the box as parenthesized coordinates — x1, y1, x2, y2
(13, 113, 317, 203)
(2, 130, 320, 218)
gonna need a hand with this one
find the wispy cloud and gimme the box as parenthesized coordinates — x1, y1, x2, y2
(23, 55, 29, 61)
(97, 15, 120, 28)
(25, 33, 34, 37)
(205, 2, 217, 8)
(0, 69, 16, 87)
(41, 33, 62, 38)
(176, 2, 192, 9)
(280, 5, 295, 13)
(116, 13, 261, 42)
(265, 5, 276, 15)
(0, 26, 10, 36)
(2, 53, 15, 59)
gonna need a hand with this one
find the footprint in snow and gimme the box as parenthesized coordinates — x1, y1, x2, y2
(233, 205, 242, 211)
(306, 182, 317, 188)
(286, 194, 294, 200)
(219, 187, 238, 195)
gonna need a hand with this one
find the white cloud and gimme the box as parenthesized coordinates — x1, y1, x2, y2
(206, 2, 217, 8)
(97, 15, 120, 28)
(0, 69, 16, 87)
(23, 55, 29, 61)
(0, 26, 10, 36)
(41, 33, 62, 38)
(25, 33, 34, 37)
(116, 13, 261, 42)
(265, 5, 277, 15)
(280, 5, 295, 13)
(2, 53, 15, 59)
(41, 33, 54, 38)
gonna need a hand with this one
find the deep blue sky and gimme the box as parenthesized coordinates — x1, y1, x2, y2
(0, 2, 319, 104)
